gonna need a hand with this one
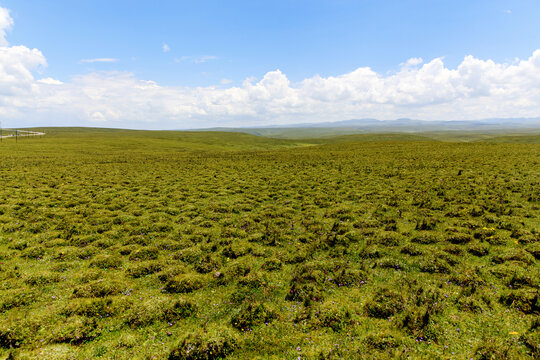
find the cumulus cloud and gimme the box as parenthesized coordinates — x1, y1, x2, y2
(1, 5, 540, 129)
(38, 78, 63, 85)
(163, 43, 170, 53)
(79, 58, 118, 64)
(0, 7, 13, 46)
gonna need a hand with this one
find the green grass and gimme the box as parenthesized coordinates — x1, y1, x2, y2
(0, 128, 539, 359)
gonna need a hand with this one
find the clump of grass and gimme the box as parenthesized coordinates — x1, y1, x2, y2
(446, 233, 473, 244)
(499, 290, 539, 314)
(314, 301, 352, 332)
(50, 316, 100, 345)
(230, 302, 277, 331)
(163, 298, 198, 322)
(125, 261, 162, 278)
(365, 287, 404, 318)
(260, 257, 282, 271)
(165, 274, 206, 293)
(90, 254, 123, 269)
(474, 338, 512, 360)
(128, 246, 159, 261)
(492, 249, 536, 265)
(168, 326, 238, 360)
(72, 279, 124, 298)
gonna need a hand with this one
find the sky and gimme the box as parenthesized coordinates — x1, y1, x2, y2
(1, 0, 540, 129)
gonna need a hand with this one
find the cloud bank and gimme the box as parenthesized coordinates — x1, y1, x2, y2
(1, 6, 540, 129)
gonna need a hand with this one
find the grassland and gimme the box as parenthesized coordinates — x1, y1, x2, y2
(0, 128, 539, 359)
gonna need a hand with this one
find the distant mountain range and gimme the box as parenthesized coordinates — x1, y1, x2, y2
(192, 117, 540, 139)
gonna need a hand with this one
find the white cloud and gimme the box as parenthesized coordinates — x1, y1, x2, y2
(0, 7, 13, 46)
(176, 55, 218, 64)
(79, 58, 118, 64)
(220, 78, 233, 85)
(38, 77, 63, 85)
(1, 5, 540, 129)
(194, 55, 217, 63)
(163, 43, 170, 53)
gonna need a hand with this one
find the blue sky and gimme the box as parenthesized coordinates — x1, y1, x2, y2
(1, 0, 540, 128)
(4, 0, 538, 86)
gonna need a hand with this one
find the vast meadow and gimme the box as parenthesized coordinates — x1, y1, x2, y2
(0, 128, 538, 359)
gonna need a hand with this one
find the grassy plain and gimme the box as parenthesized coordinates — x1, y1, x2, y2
(0, 128, 539, 359)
